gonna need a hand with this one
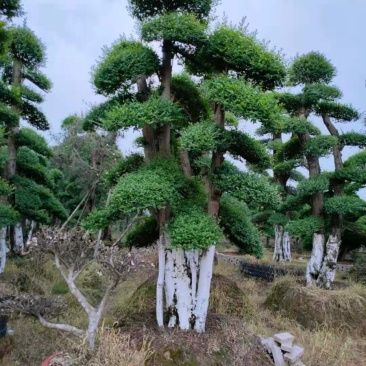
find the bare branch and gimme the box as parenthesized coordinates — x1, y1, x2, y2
(38, 315, 85, 337)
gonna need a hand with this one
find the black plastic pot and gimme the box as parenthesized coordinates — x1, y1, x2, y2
(0, 317, 7, 338)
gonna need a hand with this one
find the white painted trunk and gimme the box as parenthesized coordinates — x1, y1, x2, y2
(171, 248, 193, 330)
(316, 235, 341, 289)
(282, 231, 292, 261)
(272, 225, 284, 262)
(0, 227, 7, 274)
(26, 220, 35, 244)
(156, 235, 165, 328)
(158, 240, 215, 332)
(306, 233, 325, 286)
(194, 245, 215, 333)
(14, 222, 24, 253)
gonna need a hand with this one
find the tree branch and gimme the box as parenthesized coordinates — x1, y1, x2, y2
(38, 315, 85, 337)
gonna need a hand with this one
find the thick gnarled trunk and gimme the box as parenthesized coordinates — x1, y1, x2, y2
(156, 234, 215, 332)
(317, 234, 341, 289)
(306, 233, 325, 286)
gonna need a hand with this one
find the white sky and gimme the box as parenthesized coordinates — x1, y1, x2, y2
(21, 0, 366, 170)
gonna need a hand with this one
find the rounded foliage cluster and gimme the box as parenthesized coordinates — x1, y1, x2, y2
(169, 211, 222, 250)
(219, 194, 263, 257)
(128, 0, 214, 20)
(141, 13, 207, 45)
(93, 40, 159, 95)
(288, 52, 336, 86)
(190, 26, 286, 90)
(9, 26, 46, 68)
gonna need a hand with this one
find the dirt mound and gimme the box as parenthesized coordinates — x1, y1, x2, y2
(264, 278, 366, 334)
(112, 275, 263, 365)
(115, 274, 254, 325)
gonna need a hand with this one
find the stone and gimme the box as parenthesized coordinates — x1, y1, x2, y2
(271, 343, 286, 366)
(280, 340, 293, 353)
(260, 337, 275, 353)
(284, 345, 304, 364)
(274, 332, 295, 345)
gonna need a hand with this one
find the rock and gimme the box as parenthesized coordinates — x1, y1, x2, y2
(260, 337, 275, 353)
(280, 340, 293, 353)
(274, 332, 295, 344)
(271, 343, 286, 366)
(284, 345, 304, 364)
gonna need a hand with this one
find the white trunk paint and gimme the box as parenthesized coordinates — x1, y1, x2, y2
(158, 240, 215, 332)
(14, 222, 24, 253)
(306, 233, 325, 286)
(26, 220, 35, 244)
(282, 231, 292, 261)
(164, 250, 176, 328)
(0, 227, 7, 274)
(273, 225, 284, 262)
(172, 248, 193, 330)
(156, 235, 166, 328)
(317, 235, 341, 289)
(194, 245, 215, 333)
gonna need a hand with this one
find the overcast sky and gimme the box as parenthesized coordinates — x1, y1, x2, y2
(21, 0, 366, 166)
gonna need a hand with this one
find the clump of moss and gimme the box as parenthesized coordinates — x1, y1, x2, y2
(264, 277, 366, 334)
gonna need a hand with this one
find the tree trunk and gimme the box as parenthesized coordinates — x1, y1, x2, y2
(6, 60, 22, 180)
(316, 233, 341, 289)
(306, 233, 325, 286)
(13, 222, 24, 253)
(158, 40, 173, 156)
(282, 231, 292, 261)
(137, 75, 156, 161)
(273, 225, 284, 262)
(319, 115, 344, 289)
(0, 227, 7, 274)
(161, 244, 215, 332)
(26, 220, 35, 244)
(208, 104, 225, 217)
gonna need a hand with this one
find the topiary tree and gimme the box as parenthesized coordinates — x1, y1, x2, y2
(85, 2, 285, 332)
(256, 115, 308, 262)
(278, 52, 362, 288)
(0, 127, 68, 253)
(0, 0, 23, 271)
(0, 23, 52, 253)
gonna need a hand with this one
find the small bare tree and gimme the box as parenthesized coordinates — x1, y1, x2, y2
(0, 228, 139, 351)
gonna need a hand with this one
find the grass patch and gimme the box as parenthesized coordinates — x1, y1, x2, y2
(264, 277, 366, 335)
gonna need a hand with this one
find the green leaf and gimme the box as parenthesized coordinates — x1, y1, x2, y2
(9, 26, 46, 68)
(169, 210, 222, 250)
(93, 40, 159, 96)
(305, 135, 338, 157)
(202, 75, 281, 127)
(128, 0, 214, 21)
(219, 194, 263, 257)
(288, 52, 336, 86)
(104, 94, 185, 131)
(141, 13, 207, 45)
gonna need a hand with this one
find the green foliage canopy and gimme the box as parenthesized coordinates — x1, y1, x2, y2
(93, 40, 159, 96)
